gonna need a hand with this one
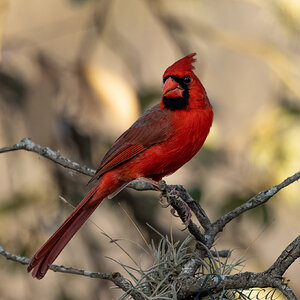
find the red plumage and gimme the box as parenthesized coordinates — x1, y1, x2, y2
(27, 53, 213, 279)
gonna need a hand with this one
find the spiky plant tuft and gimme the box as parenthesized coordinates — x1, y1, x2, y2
(110, 225, 251, 300)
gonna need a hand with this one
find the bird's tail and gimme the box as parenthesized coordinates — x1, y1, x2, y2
(27, 173, 121, 279)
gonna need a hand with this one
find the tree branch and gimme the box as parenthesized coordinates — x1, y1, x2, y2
(0, 245, 145, 300)
(0, 137, 96, 177)
(267, 235, 300, 278)
(0, 137, 155, 191)
(205, 171, 300, 248)
(178, 235, 300, 299)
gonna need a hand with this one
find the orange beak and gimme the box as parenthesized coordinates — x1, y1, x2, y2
(163, 77, 183, 98)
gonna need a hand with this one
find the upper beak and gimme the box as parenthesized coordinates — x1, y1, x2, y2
(163, 77, 183, 98)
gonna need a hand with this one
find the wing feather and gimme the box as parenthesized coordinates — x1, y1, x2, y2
(89, 105, 171, 183)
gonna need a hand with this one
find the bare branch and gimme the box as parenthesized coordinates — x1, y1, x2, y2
(205, 171, 300, 248)
(214, 171, 300, 231)
(0, 137, 95, 177)
(267, 235, 300, 278)
(0, 138, 208, 238)
(0, 245, 144, 300)
(0, 245, 29, 265)
(178, 235, 300, 299)
(176, 172, 300, 286)
(0, 138, 155, 191)
(127, 180, 155, 191)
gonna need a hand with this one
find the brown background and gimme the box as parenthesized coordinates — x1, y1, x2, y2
(0, 0, 300, 299)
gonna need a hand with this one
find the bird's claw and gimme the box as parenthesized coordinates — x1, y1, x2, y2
(158, 186, 192, 228)
(158, 194, 170, 208)
(170, 207, 179, 217)
(181, 200, 192, 229)
(157, 184, 176, 208)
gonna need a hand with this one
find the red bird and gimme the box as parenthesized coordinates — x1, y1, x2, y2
(27, 53, 213, 279)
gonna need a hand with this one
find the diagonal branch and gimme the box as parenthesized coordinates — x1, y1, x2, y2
(205, 171, 300, 248)
(214, 171, 300, 231)
(267, 235, 300, 278)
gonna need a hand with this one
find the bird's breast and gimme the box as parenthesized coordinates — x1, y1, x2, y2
(124, 107, 213, 179)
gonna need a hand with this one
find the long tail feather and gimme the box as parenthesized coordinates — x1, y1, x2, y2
(27, 178, 113, 279)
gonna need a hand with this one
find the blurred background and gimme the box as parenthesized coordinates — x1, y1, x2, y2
(0, 0, 300, 299)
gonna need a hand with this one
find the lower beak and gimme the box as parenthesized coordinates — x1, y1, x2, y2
(163, 77, 183, 98)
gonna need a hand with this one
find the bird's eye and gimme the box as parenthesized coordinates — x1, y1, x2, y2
(183, 76, 191, 84)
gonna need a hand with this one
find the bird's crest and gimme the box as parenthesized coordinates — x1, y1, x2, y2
(163, 53, 196, 77)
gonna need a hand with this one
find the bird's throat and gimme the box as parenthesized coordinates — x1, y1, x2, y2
(163, 92, 189, 111)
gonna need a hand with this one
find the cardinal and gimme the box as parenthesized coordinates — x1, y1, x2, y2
(28, 53, 213, 279)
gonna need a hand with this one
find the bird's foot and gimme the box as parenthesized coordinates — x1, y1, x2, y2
(158, 193, 170, 208)
(158, 185, 192, 228)
(136, 177, 160, 190)
(179, 200, 192, 229)
(158, 183, 176, 208)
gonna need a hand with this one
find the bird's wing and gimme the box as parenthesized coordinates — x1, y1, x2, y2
(88, 105, 171, 183)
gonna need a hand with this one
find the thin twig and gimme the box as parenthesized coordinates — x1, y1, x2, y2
(59, 196, 140, 267)
(118, 202, 153, 258)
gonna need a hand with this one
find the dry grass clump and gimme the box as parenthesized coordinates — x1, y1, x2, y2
(112, 225, 248, 300)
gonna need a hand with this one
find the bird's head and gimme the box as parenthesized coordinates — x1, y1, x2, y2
(161, 53, 210, 110)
